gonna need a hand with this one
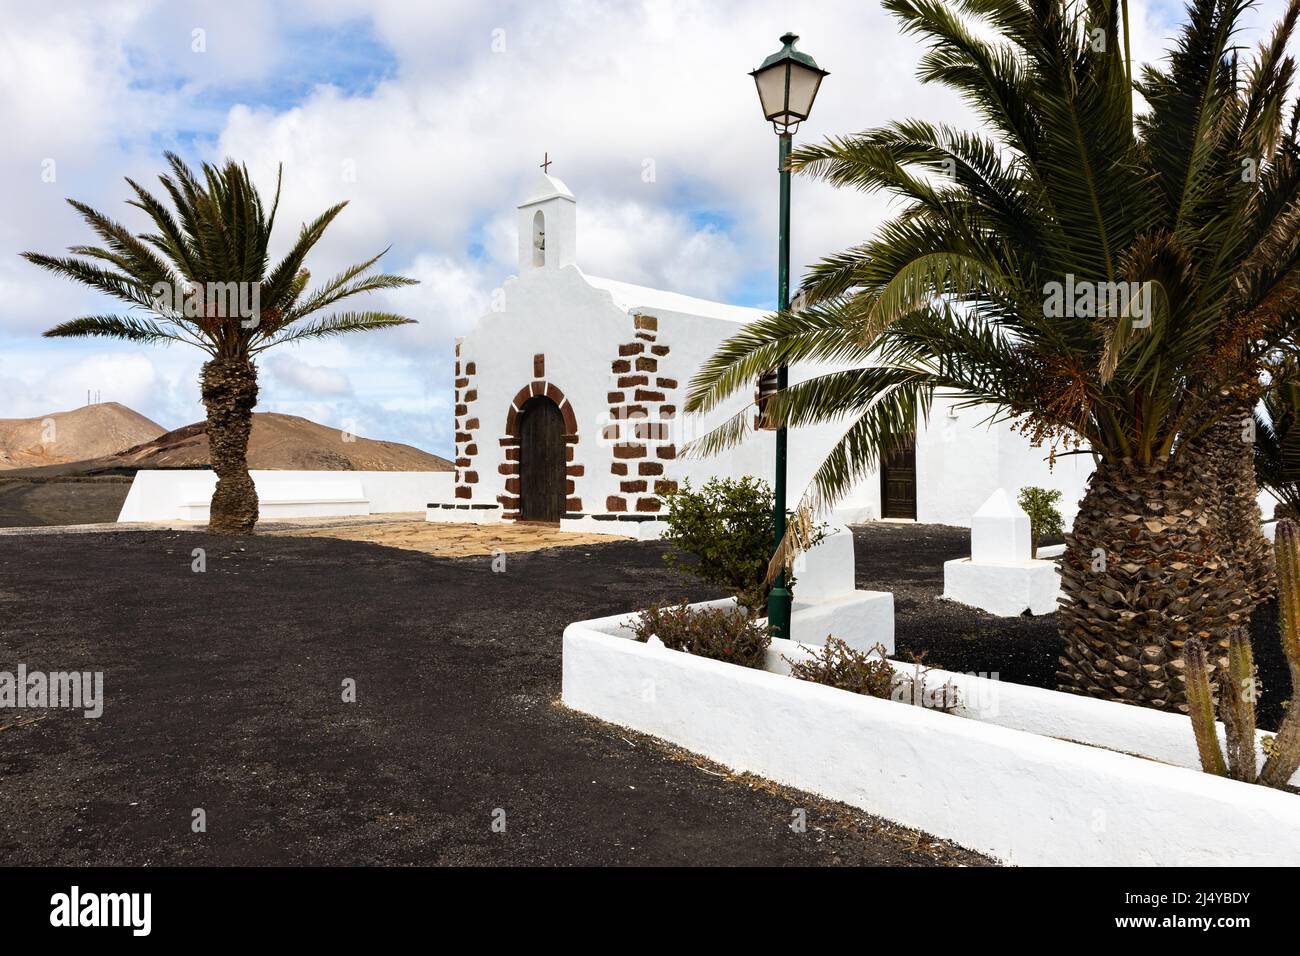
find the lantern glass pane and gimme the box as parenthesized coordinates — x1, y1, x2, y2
(753, 64, 790, 121)
(785, 63, 823, 119)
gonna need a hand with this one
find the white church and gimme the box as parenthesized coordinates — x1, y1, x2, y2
(428, 171, 1093, 535)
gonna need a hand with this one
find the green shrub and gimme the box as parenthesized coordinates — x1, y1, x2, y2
(631, 601, 770, 669)
(660, 476, 776, 613)
(786, 638, 895, 698)
(787, 639, 960, 712)
(1017, 486, 1064, 558)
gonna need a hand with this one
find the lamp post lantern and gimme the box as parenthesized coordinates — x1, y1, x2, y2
(750, 33, 827, 640)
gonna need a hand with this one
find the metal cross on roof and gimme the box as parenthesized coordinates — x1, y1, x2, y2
(540, 153, 552, 174)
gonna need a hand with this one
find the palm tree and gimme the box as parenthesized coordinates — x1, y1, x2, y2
(23, 153, 416, 534)
(1256, 368, 1300, 519)
(687, 0, 1300, 710)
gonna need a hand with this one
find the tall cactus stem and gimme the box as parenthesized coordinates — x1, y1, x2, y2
(1221, 627, 1257, 781)
(1185, 637, 1229, 777)
(1260, 520, 1300, 787)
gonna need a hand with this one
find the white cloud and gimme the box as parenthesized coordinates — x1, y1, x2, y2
(2, 0, 1295, 458)
(267, 354, 354, 397)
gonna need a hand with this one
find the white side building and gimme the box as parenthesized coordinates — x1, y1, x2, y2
(434, 172, 1092, 533)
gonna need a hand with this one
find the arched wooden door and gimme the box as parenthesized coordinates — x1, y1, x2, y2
(519, 396, 566, 522)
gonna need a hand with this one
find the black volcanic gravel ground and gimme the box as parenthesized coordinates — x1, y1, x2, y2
(0, 529, 990, 867)
(853, 522, 1290, 731)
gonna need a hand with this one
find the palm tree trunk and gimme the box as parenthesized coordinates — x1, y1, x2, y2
(1183, 389, 1275, 609)
(200, 358, 259, 535)
(1057, 455, 1246, 711)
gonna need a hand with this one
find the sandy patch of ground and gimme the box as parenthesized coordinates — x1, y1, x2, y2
(265, 516, 622, 556)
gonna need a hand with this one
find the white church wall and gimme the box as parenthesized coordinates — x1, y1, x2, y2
(446, 170, 1098, 531)
(916, 393, 1093, 528)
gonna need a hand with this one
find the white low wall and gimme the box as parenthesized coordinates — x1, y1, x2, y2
(118, 470, 454, 522)
(563, 604, 1300, 866)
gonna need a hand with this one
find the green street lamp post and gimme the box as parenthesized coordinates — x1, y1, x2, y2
(750, 33, 828, 639)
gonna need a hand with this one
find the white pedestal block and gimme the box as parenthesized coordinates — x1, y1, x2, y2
(787, 525, 894, 652)
(971, 487, 1031, 563)
(790, 590, 895, 654)
(943, 557, 1061, 616)
(792, 525, 857, 600)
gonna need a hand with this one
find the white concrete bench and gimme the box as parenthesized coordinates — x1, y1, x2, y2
(426, 501, 503, 524)
(177, 477, 369, 520)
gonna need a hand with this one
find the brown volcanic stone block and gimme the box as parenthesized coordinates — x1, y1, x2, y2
(651, 345, 670, 356)
(654, 479, 678, 495)
(638, 461, 663, 475)
(533, 354, 545, 377)
(612, 359, 632, 374)
(619, 342, 645, 356)
(465, 418, 479, 430)
(606, 496, 628, 512)
(607, 391, 624, 403)
(634, 314, 658, 331)
(611, 462, 628, 475)
(635, 423, 668, 441)
(634, 389, 666, 402)
(657, 445, 677, 459)
(455, 485, 471, 499)
(635, 357, 657, 372)
(566, 497, 583, 511)
(656, 377, 677, 389)
(636, 497, 662, 512)
(566, 464, 585, 476)
(621, 480, 648, 493)
(613, 445, 647, 459)
(617, 375, 649, 387)
(465, 362, 476, 375)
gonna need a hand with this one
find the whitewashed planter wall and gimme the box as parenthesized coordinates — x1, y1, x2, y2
(563, 601, 1300, 866)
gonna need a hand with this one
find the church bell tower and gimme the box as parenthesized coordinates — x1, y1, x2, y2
(517, 166, 576, 273)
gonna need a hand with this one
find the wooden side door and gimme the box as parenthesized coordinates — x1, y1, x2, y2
(880, 436, 917, 519)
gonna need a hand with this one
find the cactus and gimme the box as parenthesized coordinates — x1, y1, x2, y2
(1185, 519, 1300, 788)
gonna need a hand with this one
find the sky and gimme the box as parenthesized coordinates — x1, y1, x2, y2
(0, 0, 1292, 458)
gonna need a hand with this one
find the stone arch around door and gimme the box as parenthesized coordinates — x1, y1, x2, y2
(498, 372, 581, 522)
